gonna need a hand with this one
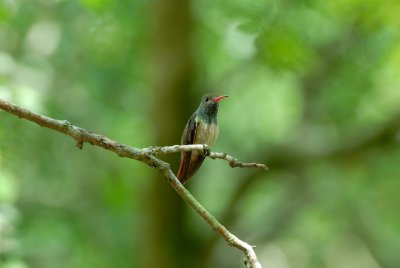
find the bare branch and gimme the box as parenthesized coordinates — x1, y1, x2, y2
(208, 152, 268, 169)
(142, 144, 210, 154)
(0, 99, 263, 268)
(143, 144, 268, 170)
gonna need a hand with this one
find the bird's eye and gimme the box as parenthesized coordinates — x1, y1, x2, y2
(204, 97, 209, 102)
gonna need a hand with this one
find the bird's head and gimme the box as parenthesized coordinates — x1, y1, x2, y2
(199, 93, 228, 114)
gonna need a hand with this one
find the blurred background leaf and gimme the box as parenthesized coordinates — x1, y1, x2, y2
(0, 0, 399, 267)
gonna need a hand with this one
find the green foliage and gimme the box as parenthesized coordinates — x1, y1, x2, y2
(1, 0, 399, 267)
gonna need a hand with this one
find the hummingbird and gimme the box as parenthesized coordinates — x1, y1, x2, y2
(177, 93, 228, 184)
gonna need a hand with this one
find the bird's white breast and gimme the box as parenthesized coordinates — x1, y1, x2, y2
(190, 118, 219, 162)
(194, 119, 219, 146)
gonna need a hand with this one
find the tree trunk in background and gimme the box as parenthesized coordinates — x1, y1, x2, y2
(143, 0, 195, 267)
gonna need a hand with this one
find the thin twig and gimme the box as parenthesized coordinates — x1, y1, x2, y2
(209, 152, 268, 169)
(143, 144, 267, 170)
(0, 99, 263, 268)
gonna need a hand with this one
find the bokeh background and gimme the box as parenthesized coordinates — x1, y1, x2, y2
(1, 0, 400, 267)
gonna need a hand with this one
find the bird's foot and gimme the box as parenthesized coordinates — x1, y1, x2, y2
(202, 144, 210, 156)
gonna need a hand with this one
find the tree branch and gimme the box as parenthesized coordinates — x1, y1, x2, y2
(143, 144, 267, 170)
(0, 99, 263, 268)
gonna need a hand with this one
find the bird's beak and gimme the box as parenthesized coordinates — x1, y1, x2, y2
(213, 95, 229, 103)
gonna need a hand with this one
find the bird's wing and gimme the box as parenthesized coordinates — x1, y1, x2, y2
(177, 114, 204, 183)
(182, 113, 197, 145)
(185, 151, 206, 183)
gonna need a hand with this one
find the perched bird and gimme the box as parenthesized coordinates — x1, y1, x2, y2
(177, 93, 228, 184)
